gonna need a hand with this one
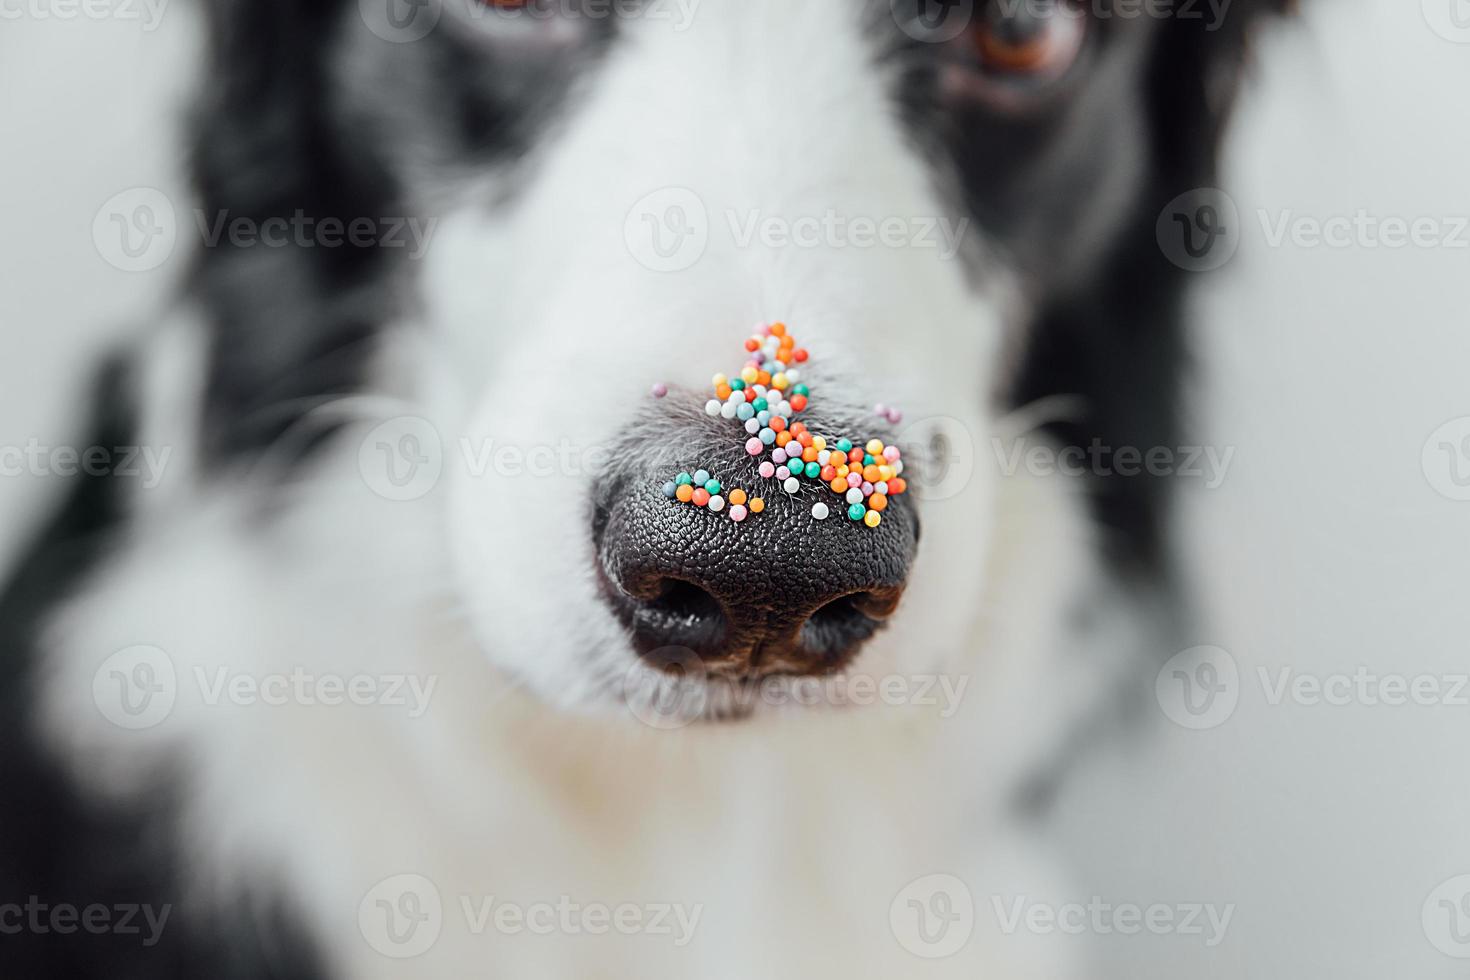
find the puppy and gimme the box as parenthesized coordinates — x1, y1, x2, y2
(0, 1, 1281, 976)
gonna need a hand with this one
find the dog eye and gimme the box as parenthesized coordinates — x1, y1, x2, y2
(945, 0, 1090, 110)
(973, 1, 1086, 78)
(454, 0, 591, 47)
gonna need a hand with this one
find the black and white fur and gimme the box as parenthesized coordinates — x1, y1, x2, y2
(1, 1, 1282, 976)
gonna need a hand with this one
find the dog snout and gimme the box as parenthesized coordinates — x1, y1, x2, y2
(595, 414, 918, 679)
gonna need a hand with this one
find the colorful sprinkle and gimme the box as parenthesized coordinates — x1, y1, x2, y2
(661, 322, 908, 526)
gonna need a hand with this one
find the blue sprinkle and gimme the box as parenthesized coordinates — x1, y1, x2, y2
(693, 469, 710, 485)
(662, 481, 678, 499)
(736, 403, 755, 421)
(759, 427, 776, 445)
(757, 410, 771, 425)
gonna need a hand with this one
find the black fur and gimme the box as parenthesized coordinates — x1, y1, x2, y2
(0, 357, 328, 980)
(1008, 0, 1285, 571)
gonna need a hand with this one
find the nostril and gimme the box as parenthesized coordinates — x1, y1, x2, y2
(620, 577, 729, 657)
(647, 579, 723, 626)
(801, 589, 902, 659)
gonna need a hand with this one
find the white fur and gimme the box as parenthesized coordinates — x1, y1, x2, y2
(36, 3, 1111, 976)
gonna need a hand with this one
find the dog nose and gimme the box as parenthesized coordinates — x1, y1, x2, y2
(595, 442, 918, 679)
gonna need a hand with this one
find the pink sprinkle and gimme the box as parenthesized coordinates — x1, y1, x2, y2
(874, 403, 887, 416)
(729, 504, 748, 522)
(846, 473, 862, 488)
(777, 466, 791, 481)
(759, 461, 775, 478)
(745, 437, 764, 455)
(883, 446, 901, 462)
(886, 408, 903, 425)
(756, 323, 771, 336)
(650, 382, 668, 398)
(772, 448, 788, 464)
(861, 481, 874, 496)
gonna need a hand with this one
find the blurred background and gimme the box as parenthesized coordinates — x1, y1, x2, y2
(2, 0, 1467, 976)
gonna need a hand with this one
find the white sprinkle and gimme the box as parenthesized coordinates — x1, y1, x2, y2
(720, 403, 738, 419)
(783, 477, 800, 494)
(846, 487, 863, 505)
(811, 503, 830, 521)
(707, 495, 725, 512)
(745, 418, 761, 434)
(705, 399, 721, 416)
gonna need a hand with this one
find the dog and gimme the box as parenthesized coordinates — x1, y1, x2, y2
(0, 0, 1283, 976)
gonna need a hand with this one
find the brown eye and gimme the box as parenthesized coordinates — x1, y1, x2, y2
(972, 0, 1087, 81)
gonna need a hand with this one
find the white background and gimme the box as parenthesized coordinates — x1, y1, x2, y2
(2, 1, 1467, 976)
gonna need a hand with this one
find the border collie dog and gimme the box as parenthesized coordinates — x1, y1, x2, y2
(2, 1, 1281, 976)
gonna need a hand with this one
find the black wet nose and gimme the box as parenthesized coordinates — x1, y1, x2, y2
(595, 455, 918, 679)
